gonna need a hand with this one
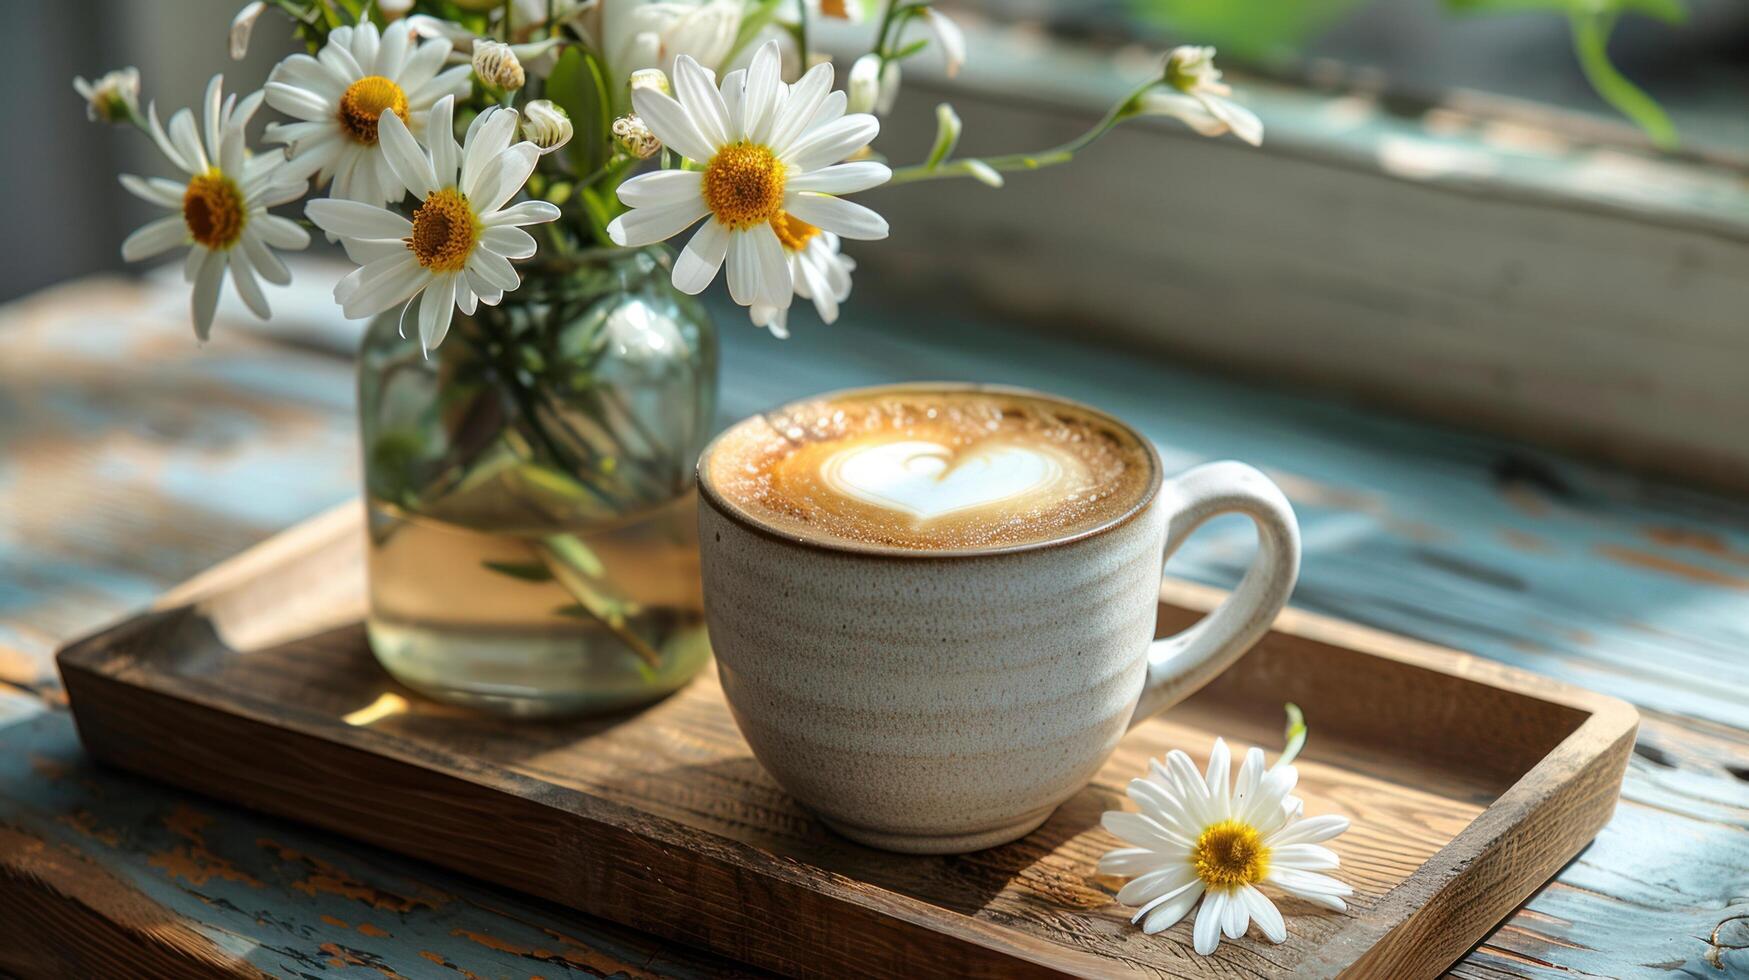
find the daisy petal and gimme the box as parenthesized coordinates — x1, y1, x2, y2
(1141, 883, 1203, 935)
(1269, 843, 1340, 871)
(1115, 865, 1197, 907)
(189, 248, 225, 341)
(768, 61, 834, 151)
(1193, 890, 1225, 955)
(1205, 738, 1231, 818)
(337, 255, 423, 319)
(631, 87, 716, 163)
(618, 169, 704, 208)
(240, 231, 291, 285)
(673, 219, 730, 295)
(268, 53, 348, 100)
(739, 42, 782, 143)
(121, 216, 188, 262)
(256, 214, 312, 250)
(782, 113, 878, 171)
(783, 194, 888, 241)
(378, 110, 439, 198)
(1097, 847, 1177, 877)
(725, 232, 757, 306)
(786, 162, 891, 195)
(1241, 885, 1287, 943)
(467, 248, 521, 292)
(480, 226, 536, 260)
(228, 250, 271, 320)
(747, 222, 793, 308)
(167, 108, 210, 174)
(796, 247, 839, 323)
(1233, 747, 1264, 818)
(264, 81, 334, 121)
(482, 200, 561, 227)
(672, 54, 730, 148)
(1101, 811, 1192, 852)
(306, 198, 413, 240)
(426, 96, 460, 188)
(606, 201, 709, 247)
(119, 174, 185, 208)
(1266, 867, 1353, 898)
(1221, 885, 1249, 938)
(1266, 813, 1348, 847)
(418, 273, 456, 352)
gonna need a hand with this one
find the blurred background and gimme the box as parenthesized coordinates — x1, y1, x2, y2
(16, 0, 1746, 301)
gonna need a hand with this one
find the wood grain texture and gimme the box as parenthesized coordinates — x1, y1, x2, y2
(58, 508, 1636, 979)
(3, 267, 1748, 976)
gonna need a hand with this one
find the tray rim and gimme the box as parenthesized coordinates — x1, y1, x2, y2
(56, 502, 1640, 979)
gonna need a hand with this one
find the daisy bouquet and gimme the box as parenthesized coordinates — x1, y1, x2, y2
(79, 0, 1264, 345)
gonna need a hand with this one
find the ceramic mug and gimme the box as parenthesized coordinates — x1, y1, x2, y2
(696, 384, 1300, 854)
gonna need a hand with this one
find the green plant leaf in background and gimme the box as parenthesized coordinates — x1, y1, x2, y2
(1445, 0, 1683, 149)
(1567, 10, 1679, 149)
(1127, 0, 1371, 65)
(544, 47, 612, 175)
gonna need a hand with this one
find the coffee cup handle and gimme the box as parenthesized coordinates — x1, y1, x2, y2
(1129, 461, 1301, 728)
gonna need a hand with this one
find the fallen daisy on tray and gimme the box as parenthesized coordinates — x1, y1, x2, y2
(1099, 705, 1352, 955)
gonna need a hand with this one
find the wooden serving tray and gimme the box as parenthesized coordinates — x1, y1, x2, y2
(58, 504, 1636, 979)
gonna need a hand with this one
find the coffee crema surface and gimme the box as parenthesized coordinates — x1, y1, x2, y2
(704, 390, 1155, 550)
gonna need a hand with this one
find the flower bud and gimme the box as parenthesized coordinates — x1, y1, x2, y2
(629, 68, 671, 98)
(612, 114, 663, 159)
(875, 59, 901, 116)
(521, 99, 573, 155)
(847, 54, 880, 115)
(925, 102, 960, 169)
(72, 67, 141, 124)
(473, 39, 526, 91)
(378, 0, 414, 19)
(1165, 45, 1228, 96)
(230, 2, 266, 61)
(965, 159, 1003, 188)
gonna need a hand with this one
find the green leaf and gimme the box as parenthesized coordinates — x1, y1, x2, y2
(545, 47, 610, 176)
(1127, 0, 1368, 63)
(1569, 11, 1677, 149)
(1609, 0, 1686, 25)
(482, 560, 556, 582)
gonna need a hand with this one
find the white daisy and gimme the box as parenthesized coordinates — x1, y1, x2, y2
(1149, 46, 1263, 147)
(1099, 737, 1352, 955)
(74, 66, 140, 123)
(263, 20, 471, 207)
(748, 213, 854, 339)
(305, 97, 561, 353)
(607, 40, 890, 313)
(119, 75, 310, 340)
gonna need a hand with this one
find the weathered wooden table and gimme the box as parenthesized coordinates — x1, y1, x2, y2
(2, 268, 1745, 978)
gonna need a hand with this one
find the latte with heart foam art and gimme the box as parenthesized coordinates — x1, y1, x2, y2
(702, 388, 1156, 550)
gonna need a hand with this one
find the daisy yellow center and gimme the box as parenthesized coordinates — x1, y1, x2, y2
(407, 188, 479, 272)
(770, 213, 820, 253)
(702, 142, 787, 230)
(338, 75, 409, 145)
(1190, 820, 1269, 890)
(182, 171, 246, 249)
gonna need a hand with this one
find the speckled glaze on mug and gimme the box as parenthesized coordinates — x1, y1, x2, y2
(698, 384, 1299, 854)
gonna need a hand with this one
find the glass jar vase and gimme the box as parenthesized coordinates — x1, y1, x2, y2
(357, 246, 717, 718)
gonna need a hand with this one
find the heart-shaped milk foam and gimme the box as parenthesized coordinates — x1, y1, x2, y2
(821, 439, 1069, 521)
